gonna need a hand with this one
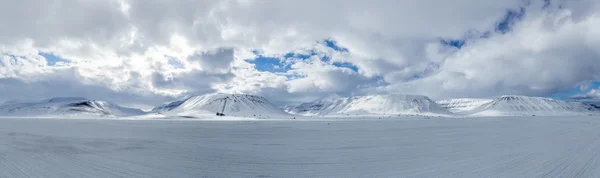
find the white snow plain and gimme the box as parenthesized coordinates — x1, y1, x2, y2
(2, 116, 600, 177)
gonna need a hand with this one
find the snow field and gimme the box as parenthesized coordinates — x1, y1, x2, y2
(1, 116, 600, 177)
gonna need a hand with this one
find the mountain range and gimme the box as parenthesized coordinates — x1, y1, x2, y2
(1, 94, 599, 118)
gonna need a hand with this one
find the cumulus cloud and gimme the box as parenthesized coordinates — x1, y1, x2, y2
(0, 0, 598, 107)
(393, 1, 600, 99)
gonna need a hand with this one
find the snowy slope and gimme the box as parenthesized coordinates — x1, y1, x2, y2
(152, 93, 290, 118)
(467, 95, 600, 116)
(0, 97, 145, 117)
(436, 98, 493, 113)
(286, 94, 349, 116)
(288, 94, 452, 116)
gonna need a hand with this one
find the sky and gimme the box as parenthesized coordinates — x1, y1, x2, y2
(1, 0, 600, 109)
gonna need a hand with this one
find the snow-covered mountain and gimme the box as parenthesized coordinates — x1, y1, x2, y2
(152, 93, 290, 117)
(288, 94, 452, 116)
(436, 98, 493, 113)
(286, 94, 347, 115)
(466, 95, 600, 116)
(0, 97, 145, 117)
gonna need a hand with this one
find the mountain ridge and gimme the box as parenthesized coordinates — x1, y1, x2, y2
(0, 97, 145, 117)
(288, 94, 452, 116)
(466, 95, 600, 116)
(152, 93, 290, 118)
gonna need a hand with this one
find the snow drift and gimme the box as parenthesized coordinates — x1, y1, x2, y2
(152, 93, 290, 118)
(436, 98, 493, 113)
(467, 95, 600, 116)
(0, 97, 144, 117)
(288, 94, 452, 116)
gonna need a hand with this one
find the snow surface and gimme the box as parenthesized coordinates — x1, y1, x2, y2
(152, 93, 290, 118)
(0, 97, 144, 117)
(436, 98, 493, 113)
(2, 116, 600, 177)
(467, 95, 600, 116)
(287, 94, 452, 116)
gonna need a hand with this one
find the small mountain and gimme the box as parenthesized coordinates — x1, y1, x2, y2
(467, 95, 600, 116)
(288, 94, 452, 116)
(152, 93, 290, 118)
(436, 98, 494, 113)
(0, 97, 145, 117)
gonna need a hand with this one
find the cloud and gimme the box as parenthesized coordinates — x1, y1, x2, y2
(391, 1, 600, 99)
(187, 48, 235, 73)
(0, 70, 169, 107)
(0, 0, 599, 107)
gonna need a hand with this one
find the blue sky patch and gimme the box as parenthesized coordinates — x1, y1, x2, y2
(496, 7, 526, 34)
(551, 81, 600, 100)
(250, 54, 360, 73)
(551, 88, 585, 100)
(248, 50, 293, 73)
(441, 39, 465, 49)
(283, 51, 317, 59)
(441, 5, 529, 50)
(324, 39, 349, 52)
(248, 56, 291, 73)
(249, 39, 358, 73)
(39, 52, 68, 66)
(165, 55, 185, 69)
(332, 62, 359, 72)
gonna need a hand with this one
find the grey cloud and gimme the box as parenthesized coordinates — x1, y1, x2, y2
(0, 77, 170, 107)
(0, 0, 129, 47)
(188, 48, 235, 73)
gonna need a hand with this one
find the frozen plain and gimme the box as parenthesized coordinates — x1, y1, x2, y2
(2, 116, 600, 177)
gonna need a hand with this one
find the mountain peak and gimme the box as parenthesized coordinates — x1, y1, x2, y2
(46, 97, 89, 103)
(152, 93, 289, 117)
(289, 94, 451, 116)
